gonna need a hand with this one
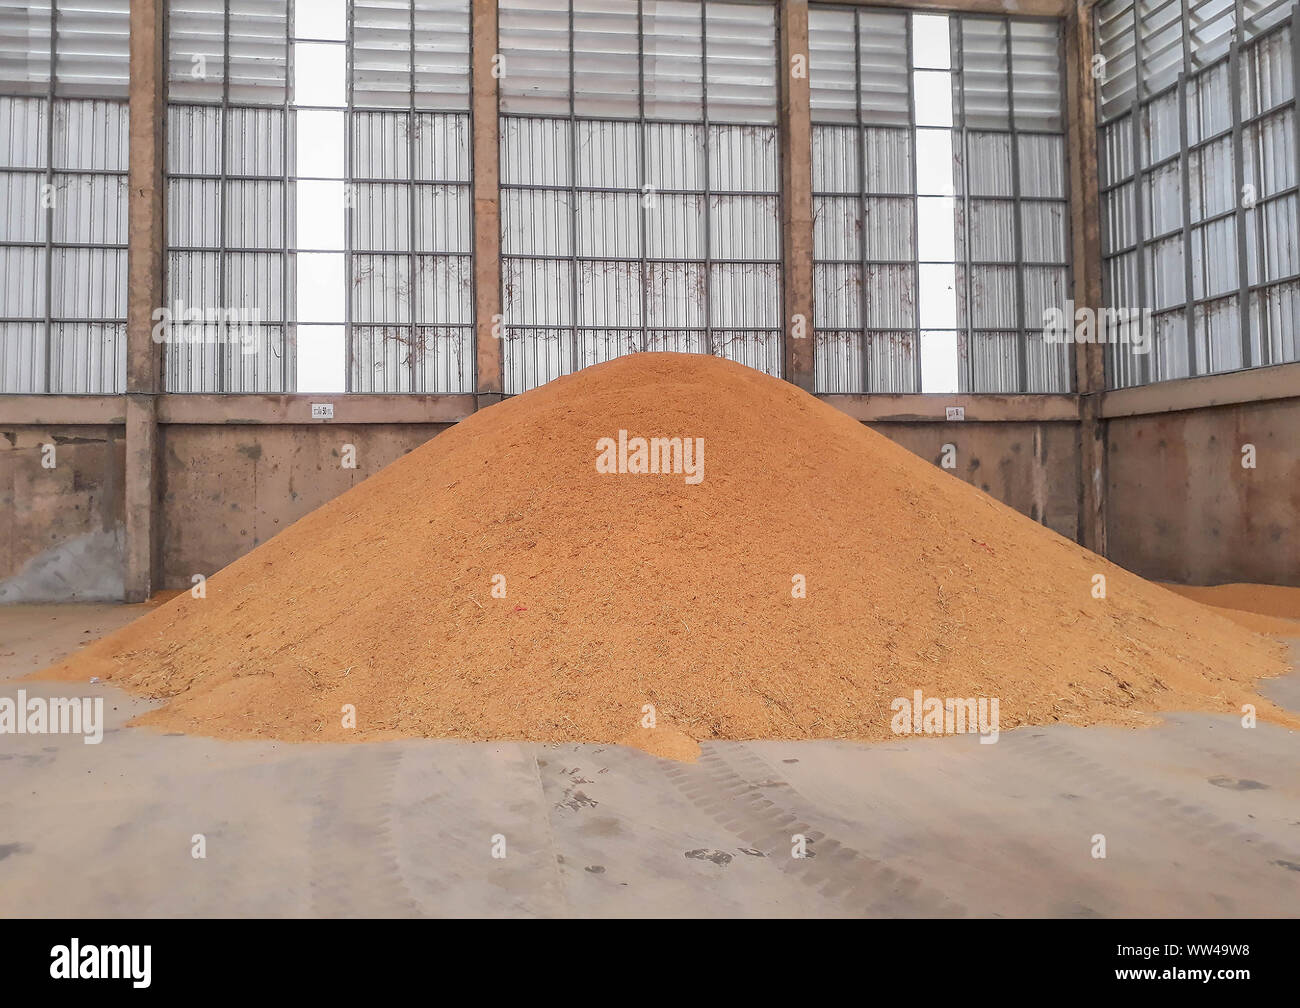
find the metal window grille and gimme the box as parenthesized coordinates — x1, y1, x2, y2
(1096, 0, 1300, 389)
(165, 0, 295, 392)
(164, 0, 473, 393)
(0, 0, 129, 394)
(809, 6, 1071, 394)
(347, 0, 473, 393)
(497, 0, 782, 396)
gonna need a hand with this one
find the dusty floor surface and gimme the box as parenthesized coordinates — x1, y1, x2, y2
(4, 604, 1300, 918)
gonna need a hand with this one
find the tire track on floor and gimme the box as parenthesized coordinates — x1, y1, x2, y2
(309, 745, 421, 917)
(664, 744, 965, 917)
(1019, 734, 1300, 871)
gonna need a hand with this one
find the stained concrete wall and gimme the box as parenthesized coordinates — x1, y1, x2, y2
(0, 426, 126, 602)
(1106, 399, 1300, 587)
(159, 423, 452, 587)
(870, 422, 1082, 543)
(157, 420, 1080, 588)
(9, 405, 1291, 598)
(0, 418, 1081, 600)
(12, 403, 1292, 595)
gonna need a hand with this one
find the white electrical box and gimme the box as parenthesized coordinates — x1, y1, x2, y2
(311, 403, 334, 420)
(945, 406, 965, 422)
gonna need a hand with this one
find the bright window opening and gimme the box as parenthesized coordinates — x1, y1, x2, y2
(294, 12, 347, 392)
(912, 13, 959, 393)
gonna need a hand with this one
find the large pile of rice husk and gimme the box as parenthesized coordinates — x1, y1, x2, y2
(40, 353, 1295, 744)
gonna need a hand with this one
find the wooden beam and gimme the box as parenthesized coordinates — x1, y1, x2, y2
(157, 394, 477, 425)
(1065, 0, 1107, 555)
(820, 393, 1079, 423)
(779, 0, 816, 392)
(471, 0, 503, 403)
(0, 391, 1081, 427)
(1101, 360, 1300, 418)
(125, 0, 166, 602)
(0, 396, 126, 426)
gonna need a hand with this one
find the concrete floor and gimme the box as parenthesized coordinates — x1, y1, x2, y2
(2, 604, 1299, 918)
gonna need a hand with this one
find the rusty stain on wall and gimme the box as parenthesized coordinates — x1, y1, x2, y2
(1107, 400, 1300, 586)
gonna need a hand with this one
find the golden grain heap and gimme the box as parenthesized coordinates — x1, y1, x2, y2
(43, 353, 1293, 745)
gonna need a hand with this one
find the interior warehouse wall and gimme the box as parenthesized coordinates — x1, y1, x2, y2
(153, 416, 1070, 590)
(0, 0, 1099, 605)
(1105, 396, 1300, 587)
(158, 422, 453, 587)
(0, 424, 126, 602)
(873, 421, 1080, 539)
(1093, 0, 1299, 388)
(1088, 0, 1300, 587)
(0, 1, 132, 393)
(0, 411, 1074, 601)
(6, 0, 1290, 600)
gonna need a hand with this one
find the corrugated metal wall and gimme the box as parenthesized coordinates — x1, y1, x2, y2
(1096, 0, 1299, 389)
(166, 0, 294, 392)
(497, 0, 782, 396)
(0, 1, 1093, 399)
(164, 0, 473, 393)
(809, 6, 1071, 394)
(348, 0, 473, 393)
(0, 0, 129, 393)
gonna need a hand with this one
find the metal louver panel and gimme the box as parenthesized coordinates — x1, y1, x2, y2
(353, 0, 412, 108)
(705, 2, 776, 124)
(573, 0, 639, 119)
(643, 1, 703, 120)
(168, 0, 288, 105)
(499, 0, 781, 395)
(1095, 1, 1300, 388)
(499, 0, 570, 115)
(0, 2, 52, 96)
(958, 17, 1009, 130)
(0, 0, 128, 392)
(352, 0, 470, 111)
(414, 0, 470, 108)
(54, 0, 130, 99)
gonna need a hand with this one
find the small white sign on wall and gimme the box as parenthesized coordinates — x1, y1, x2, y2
(945, 406, 965, 422)
(311, 403, 335, 420)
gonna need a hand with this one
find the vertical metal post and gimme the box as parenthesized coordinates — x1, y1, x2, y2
(1229, 33, 1254, 368)
(906, 12, 921, 393)
(1291, 6, 1300, 362)
(1127, 0, 1147, 385)
(1177, 71, 1197, 374)
(217, 0, 229, 392)
(636, 0, 648, 354)
(1005, 17, 1029, 393)
(1129, 98, 1148, 385)
(1125, 0, 1147, 387)
(1176, 0, 1196, 376)
(700, 2, 714, 357)
(853, 9, 869, 393)
(283, 0, 293, 390)
(957, 17, 974, 393)
(1245, 34, 1271, 365)
(42, 1, 56, 392)
(1053, 15, 1071, 394)
(344, 1, 356, 391)
(567, 0, 580, 374)
(407, 0, 419, 390)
